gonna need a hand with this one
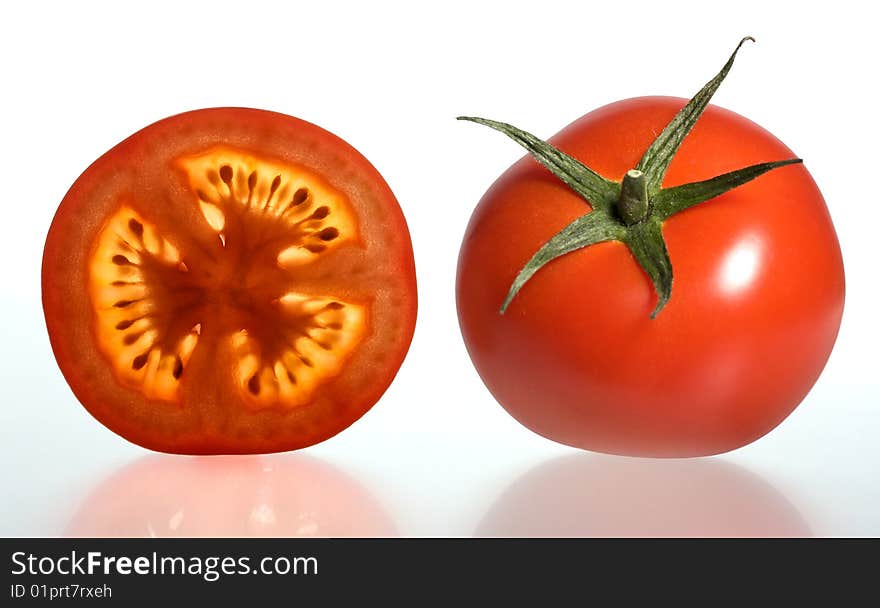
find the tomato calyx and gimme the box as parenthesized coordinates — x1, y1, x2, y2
(459, 36, 802, 318)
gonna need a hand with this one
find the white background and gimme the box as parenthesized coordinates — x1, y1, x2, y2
(1, 0, 877, 536)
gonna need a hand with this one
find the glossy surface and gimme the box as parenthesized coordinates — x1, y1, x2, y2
(477, 454, 811, 537)
(457, 97, 845, 457)
(66, 455, 396, 537)
(43, 108, 417, 454)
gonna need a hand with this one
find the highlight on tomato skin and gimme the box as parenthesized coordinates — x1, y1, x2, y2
(42, 107, 417, 455)
(456, 40, 845, 457)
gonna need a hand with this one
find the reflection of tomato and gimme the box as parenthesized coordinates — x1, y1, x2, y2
(43, 108, 417, 454)
(66, 455, 395, 537)
(477, 454, 810, 537)
(457, 98, 844, 456)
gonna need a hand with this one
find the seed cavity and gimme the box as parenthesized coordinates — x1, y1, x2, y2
(131, 353, 149, 370)
(227, 294, 366, 407)
(128, 218, 144, 237)
(311, 206, 330, 220)
(123, 333, 142, 345)
(318, 227, 339, 241)
(172, 357, 184, 380)
(269, 175, 282, 200)
(179, 148, 358, 275)
(293, 188, 309, 205)
(90, 207, 201, 402)
(247, 374, 260, 395)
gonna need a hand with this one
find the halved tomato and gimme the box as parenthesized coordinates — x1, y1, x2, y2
(43, 108, 417, 454)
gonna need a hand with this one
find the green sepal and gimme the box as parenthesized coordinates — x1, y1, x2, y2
(500, 209, 626, 312)
(456, 116, 620, 210)
(459, 36, 805, 319)
(652, 158, 802, 219)
(636, 36, 754, 194)
(623, 218, 673, 318)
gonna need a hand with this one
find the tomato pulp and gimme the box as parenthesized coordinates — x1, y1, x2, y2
(457, 97, 844, 457)
(43, 108, 417, 454)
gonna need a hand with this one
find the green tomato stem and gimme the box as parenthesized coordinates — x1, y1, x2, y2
(617, 170, 649, 225)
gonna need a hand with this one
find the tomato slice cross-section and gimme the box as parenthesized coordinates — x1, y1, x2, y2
(43, 108, 417, 454)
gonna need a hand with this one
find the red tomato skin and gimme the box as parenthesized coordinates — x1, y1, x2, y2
(457, 97, 845, 457)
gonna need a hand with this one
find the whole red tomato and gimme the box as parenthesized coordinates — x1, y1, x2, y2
(457, 43, 844, 457)
(43, 108, 417, 454)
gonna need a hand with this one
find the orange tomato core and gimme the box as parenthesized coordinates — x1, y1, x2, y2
(88, 147, 367, 407)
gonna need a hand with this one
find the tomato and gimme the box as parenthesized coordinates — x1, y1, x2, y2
(66, 455, 396, 537)
(457, 96, 844, 457)
(43, 108, 417, 454)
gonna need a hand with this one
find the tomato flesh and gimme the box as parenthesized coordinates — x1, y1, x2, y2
(457, 97, 844, 457)
(44, 108, 417, 454)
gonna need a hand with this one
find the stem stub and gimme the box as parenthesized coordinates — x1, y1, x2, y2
(618, 169, 649, 225)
